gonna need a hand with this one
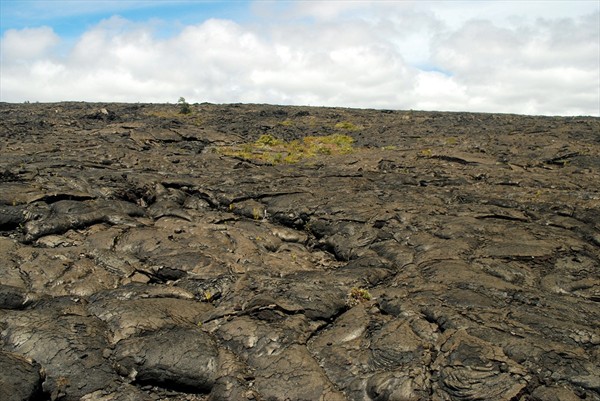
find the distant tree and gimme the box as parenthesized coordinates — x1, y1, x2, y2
(178, 97, 191, 114)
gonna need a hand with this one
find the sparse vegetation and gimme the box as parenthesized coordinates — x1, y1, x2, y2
(178, 97, 191, 114)
(347, 287, 372, 307)
(334, 121, 360, 131)
(419, 148, 433, 158)
(144, 102, 202, 125)
(218, 133, 355, 164)
(255, 134, 284, 147)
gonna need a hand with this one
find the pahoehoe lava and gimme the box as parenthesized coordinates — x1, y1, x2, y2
(1, 102, 599, 401)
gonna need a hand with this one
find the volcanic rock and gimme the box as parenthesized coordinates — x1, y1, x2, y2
(0, 102, 599, 400)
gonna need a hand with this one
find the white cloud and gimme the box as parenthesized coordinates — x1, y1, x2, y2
(413, 71, 467, 106)
(1, 26, 60, 60)
(286, 1, 376, 21)
(429, 11, 600, 114)
(1, 2, 598, 116)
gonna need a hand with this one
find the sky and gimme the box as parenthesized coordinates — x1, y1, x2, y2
(1, 1, 599, 116)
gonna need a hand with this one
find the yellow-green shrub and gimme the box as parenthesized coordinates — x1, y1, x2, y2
(218, 134, 355, 164)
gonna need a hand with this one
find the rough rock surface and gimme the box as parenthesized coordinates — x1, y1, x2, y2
(1, 102, 599, 400)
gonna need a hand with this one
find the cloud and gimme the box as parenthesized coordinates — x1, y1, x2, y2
(1, 26, 60, 60)
(1, 2, 598, 116)
(284, 1, 378, 21)
(429, 12, 600, 114)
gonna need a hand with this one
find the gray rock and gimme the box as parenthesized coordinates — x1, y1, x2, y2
(0, 284, 29, 309)
(0, 351, 44, 401)
(113, 326, 219, 392)
(1, 299, 117, 400)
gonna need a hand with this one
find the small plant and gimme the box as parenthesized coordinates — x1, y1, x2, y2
(217, 134, 355, 165)
(255, 134, 283, 147)
(334, 121, 360, 131)
(419, 148, 433, 158)
(145, 107, 202, 125)
(304, 134, 354, 155)
(346, 287, 372, 307)
(178, 97, 191, 114)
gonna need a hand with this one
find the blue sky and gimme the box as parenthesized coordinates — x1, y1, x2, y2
(1, 1, 599, 115)
(1, 1, 252, 38)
